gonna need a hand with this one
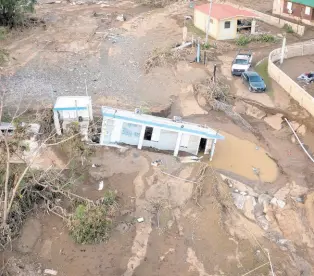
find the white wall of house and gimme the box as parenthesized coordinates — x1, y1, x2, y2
(194, 9, 218, 39)
(100, 118, 211, 155)
(216, 19, 237, 40)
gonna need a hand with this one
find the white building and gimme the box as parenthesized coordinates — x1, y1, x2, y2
(100, 106, 224, 160)
(53, 96, 93, 140)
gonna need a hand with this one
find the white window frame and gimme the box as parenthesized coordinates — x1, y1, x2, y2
(287, 1, 292, 10)
(305, 6, 311, 15)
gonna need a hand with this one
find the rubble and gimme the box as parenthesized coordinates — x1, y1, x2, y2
(264, 113, 283, 130)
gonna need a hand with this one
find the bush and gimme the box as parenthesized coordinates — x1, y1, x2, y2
(68, 191, 118, 244)
(235, 34, 276, 46)
(283, 23, 294, 33)
(0, 0, 36, 27)
(235, 35, 251, 46)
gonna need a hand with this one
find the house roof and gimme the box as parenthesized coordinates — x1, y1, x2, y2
(102, 106, 224, 140)
(291, 0, 314, 8)
(54, 96, 91, 111)
(195, 3, 257, 20)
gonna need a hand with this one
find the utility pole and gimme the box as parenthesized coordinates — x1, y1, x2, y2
(280, 34, 286, 65)
(205, 0, 213, 45)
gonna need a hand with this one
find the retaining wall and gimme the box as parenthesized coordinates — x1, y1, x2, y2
(268, 40, 314, 117)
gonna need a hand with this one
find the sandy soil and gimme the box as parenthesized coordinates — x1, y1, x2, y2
(280, 55, 314, 97)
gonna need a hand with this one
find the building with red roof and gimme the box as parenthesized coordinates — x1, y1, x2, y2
(194, 3, 257, 40)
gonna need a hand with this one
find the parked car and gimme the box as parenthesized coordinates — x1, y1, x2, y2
(231, 50, 252, 76)
(241, 71, 266, 92)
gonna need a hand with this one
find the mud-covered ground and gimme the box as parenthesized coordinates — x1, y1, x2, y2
(2, 0, 314, 275)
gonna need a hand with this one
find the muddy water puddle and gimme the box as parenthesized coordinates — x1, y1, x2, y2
(211, 131, 278, 182)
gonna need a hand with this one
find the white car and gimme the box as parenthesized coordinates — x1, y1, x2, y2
(231, 51, 253, 76)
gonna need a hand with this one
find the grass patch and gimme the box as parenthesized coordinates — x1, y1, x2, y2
(255, 59, 273, 97)
(186, 20, 205, 38)
(236, 34, 277, 46)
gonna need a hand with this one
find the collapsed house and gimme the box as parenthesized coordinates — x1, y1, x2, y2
(53, 97, 224, 159)
(53, 96, 93, 141)
(100, 106, 224, 160)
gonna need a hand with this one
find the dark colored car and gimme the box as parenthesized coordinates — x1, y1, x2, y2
(241, 71, 266, 92)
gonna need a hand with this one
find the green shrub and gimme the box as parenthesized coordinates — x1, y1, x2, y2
(236, 34, 276, 46)
(257, 34, 276, 43)
(235, 35, 251, 46)
(68, 191, 118, 244)
(283, 23, 294, 33)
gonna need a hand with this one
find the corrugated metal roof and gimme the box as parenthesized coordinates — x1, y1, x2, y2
(291, 0, 314, 8)
(195, 3, 257, 20)
(102, 106, 224, 140)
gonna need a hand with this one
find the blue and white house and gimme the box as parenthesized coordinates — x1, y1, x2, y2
(53, 96, 93, 141)
(100, 106, 224, 160)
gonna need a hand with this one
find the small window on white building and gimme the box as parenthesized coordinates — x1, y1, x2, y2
(224, 21, 231, 29)
(287, 1, 292, 10)
(151, 128, 161, 142)
(210, 18, 213, 23)
(305, 6, 311, 15)
(144, 127, 153, 140)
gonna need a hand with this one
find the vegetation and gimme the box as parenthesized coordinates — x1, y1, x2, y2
(68, 191, 118, 244)
(255, 59, 273, 96)
(0, 0, 36, 27)
(235, 34, 277, 46)
(283, 23, 294, 33)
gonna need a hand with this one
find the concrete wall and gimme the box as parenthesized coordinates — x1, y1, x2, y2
(268, 40, 314, 117)
(217, 19, 237, 40)
(225, 1, 305, 36)
(100, 118, 205, 155)
(194, 9, 218, 39)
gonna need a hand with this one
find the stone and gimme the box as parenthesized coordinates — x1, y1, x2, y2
(232, 192, 245, 210)
(245, 105, 266, 120)
(270, 197, 286, 208)
(116, 14, 126, 22)
(243, 196, 256, 221)
(296, 124, 306, 136)
(264, 113, 283, 130)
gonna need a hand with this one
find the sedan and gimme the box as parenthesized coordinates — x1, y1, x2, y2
(241, 71, 266, 92)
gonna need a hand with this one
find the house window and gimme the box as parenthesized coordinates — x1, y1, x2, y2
(224, 21, 231, 29)
(144, 126, 153, 140)
(210, 18, 213, 23)
(305, 6, 311, 15)
(287, 1, 292, 10)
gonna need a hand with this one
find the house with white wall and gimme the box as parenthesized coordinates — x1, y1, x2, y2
(100, 106, 224, 160)
(53, 96, 93, 141)
(194, 3, 257, 40)
(273, 0, 314, 26)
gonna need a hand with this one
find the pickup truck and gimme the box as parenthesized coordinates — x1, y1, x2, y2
(231, 51, 253, 76)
